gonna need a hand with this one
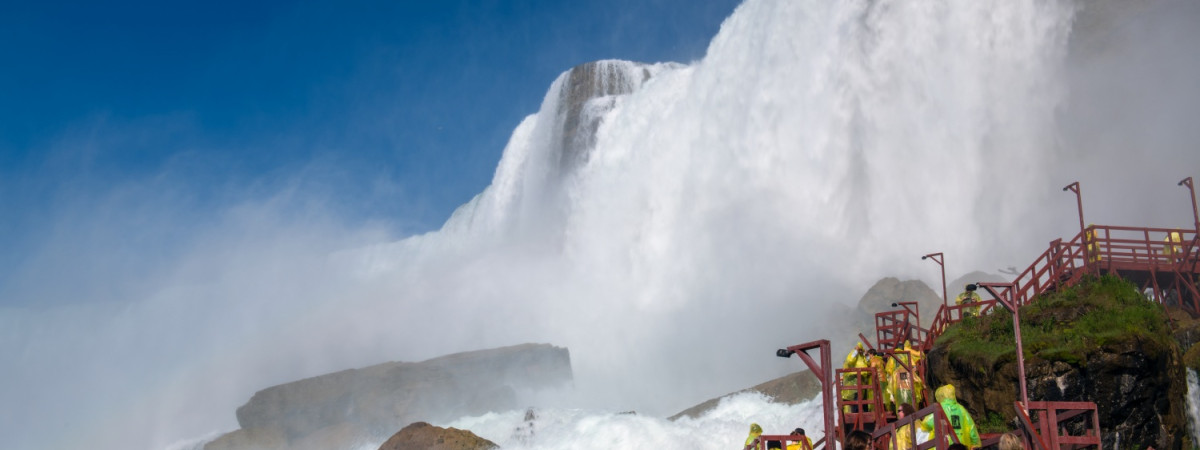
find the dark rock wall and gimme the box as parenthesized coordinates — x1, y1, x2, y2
(927, 325, 1189, 449)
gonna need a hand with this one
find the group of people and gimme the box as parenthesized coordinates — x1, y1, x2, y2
(749, 383, 986, 450)
(840, 339, 925, 415)
(740, 283, 1040, 449)
(742, 423, 813, 450)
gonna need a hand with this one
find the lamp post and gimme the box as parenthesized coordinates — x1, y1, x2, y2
(980, 283, 1029, 410)
(1181, 177, 1199, 234)
(922, 252, 948, 308)
(1063, 181, 1085, 237)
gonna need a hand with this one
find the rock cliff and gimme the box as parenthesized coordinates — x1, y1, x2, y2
(205, 343, 571, 450)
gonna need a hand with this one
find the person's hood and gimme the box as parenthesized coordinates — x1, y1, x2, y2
(935, 384, 957, 404)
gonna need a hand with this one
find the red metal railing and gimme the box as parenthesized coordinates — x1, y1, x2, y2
(875, 302, 930, 352)
(921, 299, 997, 353)
(1004, 226, 1199, 310)
(871, 402, 962, 450)
(835, 367, 888, 432)
(1016, 401, 1101, 450)
(921, 225, 1200, 354)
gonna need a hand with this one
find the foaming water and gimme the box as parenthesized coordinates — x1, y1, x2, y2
(443, 392, 825, 450)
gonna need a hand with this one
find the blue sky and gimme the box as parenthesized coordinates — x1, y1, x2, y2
(0, 0, 742, 304)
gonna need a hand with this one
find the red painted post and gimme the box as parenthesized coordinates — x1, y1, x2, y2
(1064, 182, 1084, 238)
(922, 252, 948, 309)
(1181, 177, 1199, 234)
(780, 340, 835, 449)
(980, 283, 1029, 410)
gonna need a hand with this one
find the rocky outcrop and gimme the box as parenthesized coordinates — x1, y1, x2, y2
(926, 278, 1192, 449)
(669, 370, 823, 420)
(930, 333, 1187, 449)
(376, 422, 497, 450)
(852, 277, 942, 336)
(206, 343, 571, 450)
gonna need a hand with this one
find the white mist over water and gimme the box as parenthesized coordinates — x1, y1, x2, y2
(4, 0, 1199, 449)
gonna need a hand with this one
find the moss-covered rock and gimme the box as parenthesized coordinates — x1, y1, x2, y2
(927, 276, 1190, 449)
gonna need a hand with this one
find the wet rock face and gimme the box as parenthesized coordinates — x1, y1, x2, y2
(207, 343, 571, 450)
(555, 60, 652, 173)
(928, 333, 1187, 450)
(377, 422, 497, 450)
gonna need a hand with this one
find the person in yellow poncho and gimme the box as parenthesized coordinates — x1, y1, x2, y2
(887, 341, 923, 408)
(785, 428, 813, 450)
(1164, 230, 1184, 262)
(888, 403, 916, 450)
(842, 342, 869, 412)
(744, 423, 763, 450)
(867, 349, 888, 411)
(1085, 225, 1101, 263)
(920, 385, 981, 449)
(955, 284, 982, 318)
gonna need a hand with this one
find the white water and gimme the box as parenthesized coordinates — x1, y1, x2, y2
(443, 393, 824, 450)
(5, 0, 1199, 449)
(1188, 369, 1200, 444)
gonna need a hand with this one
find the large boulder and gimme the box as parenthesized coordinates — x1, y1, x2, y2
(207, 343, 571, 450)
(377, 422, 497, 450)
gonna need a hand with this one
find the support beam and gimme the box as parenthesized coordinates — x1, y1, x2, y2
(778, 340, 835, 449)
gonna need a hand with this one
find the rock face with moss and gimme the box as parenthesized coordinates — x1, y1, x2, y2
(926, 276, 1192, 449)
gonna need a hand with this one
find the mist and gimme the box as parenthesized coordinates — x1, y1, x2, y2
(3, 0, 1200, 449)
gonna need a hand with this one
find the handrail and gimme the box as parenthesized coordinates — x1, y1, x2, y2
(921, 224, 1200, 353)
(836, 367, 888, 429)
(872, 402, 961, 450)
(1021, 401, 1102, 449)
(1015, 403, 1051, 450)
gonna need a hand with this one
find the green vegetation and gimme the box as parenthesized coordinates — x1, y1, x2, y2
(976, 411, 1010, 435)
(936, 275, 1172, 369)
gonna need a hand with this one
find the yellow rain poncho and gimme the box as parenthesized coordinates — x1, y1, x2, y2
(920, 385, 981, 449)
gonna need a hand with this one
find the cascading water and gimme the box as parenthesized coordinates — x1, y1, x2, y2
(375, 0, 1080, 417)
(1189, 369, 1200, 444)
(14, 0, 1200, 448)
